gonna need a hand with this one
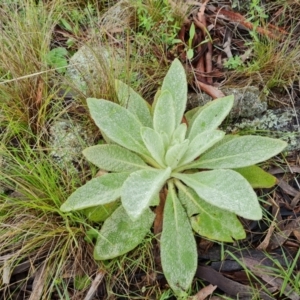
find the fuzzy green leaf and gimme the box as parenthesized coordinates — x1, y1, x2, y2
(122, 168, 172, 220)
(161, 181, 197, 296)
(74, 275, 91, 291)
(171, 123, 187, 144)
(189, 136, 287, 169)
(165, 140, 189, 169)
(184, 106, 201, 124)
(177, 185, 245, 242)
(178, 130, 225, 167)
(187, 95, 234, 140)
(233, 165, 277, 188)
(161, 58, 187, 126)
(87, 98, 148, 156)
(60, 173, 130, 212)
(83, 201, 120, 222)
(140, 127, 166, 167)
(94, 206, 155, 260)
(191, 212, 245, 242)
(174, 170, 262, 220)
(83, 144, 147, 172)
(115, 79, 152, 127)
(187, 49, 194, 60)
(45, 47, 68, 73)
(153, 90, 176, 138)
(160, 131, 170, 150)
(151, 89, 161, 113)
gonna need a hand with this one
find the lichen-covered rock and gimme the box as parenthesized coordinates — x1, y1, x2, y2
(65, 44, 126, 95)
(49, 119, 94, 173)
(228, 108, 300, 151)
(188, 86, 267, 118)
(100, 0, 135, 33)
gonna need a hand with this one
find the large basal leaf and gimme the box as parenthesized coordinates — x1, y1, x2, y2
(177, 130, 225, 167)
(94, 206, 155, 260)
(161, 58, 187, 126)
(187, 95, 234, 141)
(83, 200, 120, 222)
(176, 181, 201, 217)
(87, 98, 148, 156)
(233, 165, 277, 188)
(140, 127, 166, 167)
(174, 170, 262, 220)
(60, 172, 130, 212)
(83, 144, 147, 172)
(177, 184, 245, 242)
(165, 139, 189, 169)
(153, 90, 176, 138)
(121, 167, 171, 220)
(161, 181, 197, 297)
(189, 135, 287, 169)
(115, 80, 152, 128)
(191, 211, 245, 243)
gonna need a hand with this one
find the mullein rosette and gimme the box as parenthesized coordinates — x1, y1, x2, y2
(60, 59, 287, 297)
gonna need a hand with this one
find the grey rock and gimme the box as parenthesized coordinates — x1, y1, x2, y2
(227, 108, 300, 151)
(187, 86, 267, 118)
(100, 0, 134, 32)
(65, 44, 126, 95)
(49, 119, 94, 173)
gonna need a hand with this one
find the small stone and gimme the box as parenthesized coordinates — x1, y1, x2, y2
(187, 86, 267, 118)
(228, 108, 300, 151)
(65, 44, 126, 95)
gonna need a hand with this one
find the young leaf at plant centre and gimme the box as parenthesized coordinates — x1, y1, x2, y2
(178, 130, 225, 167)
(61, 58, 288, 297)
(170, 123, 187, 144)
(161, 58, 187, 126)
(165, 139, 189, 169)
(153, 90, 176, 138)
(140, 127, 166, 167)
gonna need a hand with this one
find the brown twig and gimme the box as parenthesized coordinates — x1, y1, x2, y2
(212, 7, 288, 40)
(153, 188, 168, 238)
(195, 80, 225, 99)
(193, 1, 213, 84)
(84, 270, 106, 300)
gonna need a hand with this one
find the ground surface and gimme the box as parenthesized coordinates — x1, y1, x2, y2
(0, 0, 300, 299)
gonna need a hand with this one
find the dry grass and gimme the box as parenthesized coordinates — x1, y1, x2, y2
(0, 1, 64, 134)
(0, 0, 299, 299)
